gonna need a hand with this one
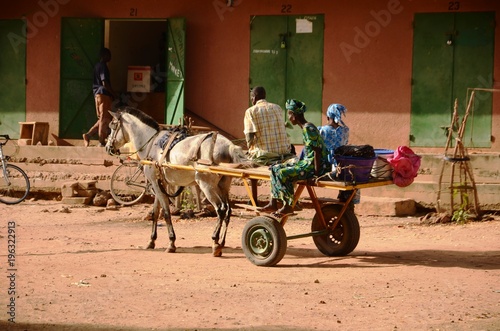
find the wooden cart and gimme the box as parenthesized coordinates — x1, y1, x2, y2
(146, 161, 393, 267)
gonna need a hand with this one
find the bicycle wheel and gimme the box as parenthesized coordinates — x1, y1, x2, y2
(0, 164, 30, 205)
(110, 162, 148, 205)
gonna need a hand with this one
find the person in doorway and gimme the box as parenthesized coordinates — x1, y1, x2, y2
(243, 86, 294, 165)
(83, 47, 117, 147)
(259, 99, 330, 216)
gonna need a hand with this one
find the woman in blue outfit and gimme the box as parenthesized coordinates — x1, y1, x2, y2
(318, 103, 359, 203)
(259, 99, 330, 216)
(318, 103, 349, 167)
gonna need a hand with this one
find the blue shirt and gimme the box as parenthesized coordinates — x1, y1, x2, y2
(318, 125, 349, 165)
(92, 61, 112, 97)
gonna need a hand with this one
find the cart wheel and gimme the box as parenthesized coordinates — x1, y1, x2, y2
(311, 204, 360, 256)
(241, 216, 287, 267)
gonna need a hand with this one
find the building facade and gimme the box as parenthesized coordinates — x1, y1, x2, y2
(1, 0, 499, 153)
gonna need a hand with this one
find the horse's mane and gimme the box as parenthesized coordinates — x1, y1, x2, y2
(118, 107, 160, 131)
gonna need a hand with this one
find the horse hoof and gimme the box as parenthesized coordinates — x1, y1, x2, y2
(213, 247, 223, 257)
(146, 242, 155, 249)
(166, 247, 176, 253)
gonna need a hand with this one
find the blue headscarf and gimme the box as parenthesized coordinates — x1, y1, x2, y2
(286, 99, 307, 115)
(326, 103, 347, 126)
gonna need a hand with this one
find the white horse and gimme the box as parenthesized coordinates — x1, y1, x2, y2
(105, 107, 248, 256)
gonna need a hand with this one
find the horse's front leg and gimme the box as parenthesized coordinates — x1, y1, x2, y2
(146, 166, 177, 252)
(147, 198, 161, 249)
(161, 198, 176, 253)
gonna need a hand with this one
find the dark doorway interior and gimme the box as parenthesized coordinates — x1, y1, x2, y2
(107, 19, 167, 123)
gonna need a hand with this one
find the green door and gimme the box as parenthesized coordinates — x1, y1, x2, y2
(165, 17, 186, 126)
(60, 18, 104, 139)
(250, 15, 324, 144)
(410, 12, 494, 147)
(0, 20, 26, 138)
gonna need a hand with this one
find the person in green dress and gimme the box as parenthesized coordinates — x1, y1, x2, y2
(259, 99, 330, 216)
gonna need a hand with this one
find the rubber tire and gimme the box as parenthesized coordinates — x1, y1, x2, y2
(110, 162, 147, 206)
(0, 164, 30, 205)
(242, 216, 287, 267)
(311, 204, 360, 256)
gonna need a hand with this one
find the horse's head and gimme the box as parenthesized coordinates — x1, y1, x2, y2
(105, 110, 127, 156)
(105, 107, 161, 158)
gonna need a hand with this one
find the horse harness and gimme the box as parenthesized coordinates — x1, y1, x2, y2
(153, 129, 218, 198)
(109, 114, 217, 198)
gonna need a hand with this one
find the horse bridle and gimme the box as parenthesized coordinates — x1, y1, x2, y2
(107, 114, 159, 158)
(107, 115, 123, 156)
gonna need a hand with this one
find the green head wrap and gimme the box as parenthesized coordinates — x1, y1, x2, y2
(286, 99, 307, 115)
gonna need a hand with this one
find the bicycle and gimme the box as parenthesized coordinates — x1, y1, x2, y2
(0, 135, 30, 204)
(110, 157, 152, 206)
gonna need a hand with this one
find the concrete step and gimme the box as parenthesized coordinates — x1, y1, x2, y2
(355, 196, 416, 216)
(230, 185, 417, 217)
(3, 144, 500, 212)
(6, 145, 119, 193)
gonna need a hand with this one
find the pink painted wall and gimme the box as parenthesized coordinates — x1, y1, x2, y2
(2, 0, 499, 152)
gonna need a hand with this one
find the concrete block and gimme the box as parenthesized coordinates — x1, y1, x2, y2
(356, 197, 416, 217)
(61, 182, 78, 197)
(61, 196, 92, 205)
(75, 188, 98, 198)
(75, 181, 98, 197)
(78, 181, 97, 190)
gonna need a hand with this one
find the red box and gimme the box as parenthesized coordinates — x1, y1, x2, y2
(127, 66, 151, 92)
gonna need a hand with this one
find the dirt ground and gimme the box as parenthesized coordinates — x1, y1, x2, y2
(1, 199, 499, 331)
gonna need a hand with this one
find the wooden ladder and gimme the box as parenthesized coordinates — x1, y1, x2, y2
(436, 95, 480, 217)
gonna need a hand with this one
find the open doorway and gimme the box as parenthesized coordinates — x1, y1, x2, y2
(60, 17, 185, 139)
(106, 19, 167, 124)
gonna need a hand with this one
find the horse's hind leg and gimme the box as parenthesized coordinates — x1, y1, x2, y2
(198, 175, 232, 257)
(147, 198, 161, 249)
(215, 176, 233, 250)
(212, 202, 231, 257)
(211, 210, 224, 257)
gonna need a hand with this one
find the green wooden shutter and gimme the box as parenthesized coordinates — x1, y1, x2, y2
(249, 15, 288, 106)
(250, 15, 324, 144)
(452, 12, 494, 148)
(165, 17, 186, 125)
(0, 19, 26, 137)
(60, 18, 104, 138)
(286, 15, 324, 142)
(410, 12, 494, 147)
(410, 13, 455, 147)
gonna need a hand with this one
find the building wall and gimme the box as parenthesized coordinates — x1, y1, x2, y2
(2, 0, 499, 152)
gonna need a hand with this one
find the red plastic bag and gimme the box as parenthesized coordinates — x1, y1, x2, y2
(387, 146, 421, 187)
